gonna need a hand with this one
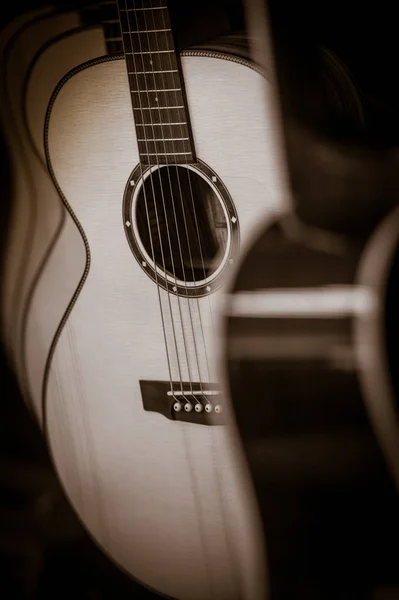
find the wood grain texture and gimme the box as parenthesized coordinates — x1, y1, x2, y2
(44, 54, 289, 599)
(0, 11, 81, 388)
(21, 27, 107, 423)
(25, 27, 107, 165)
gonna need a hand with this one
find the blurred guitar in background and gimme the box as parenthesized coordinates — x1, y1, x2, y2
(223, 0, 399, 598)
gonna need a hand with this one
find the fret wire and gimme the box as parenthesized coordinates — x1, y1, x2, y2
(126, 50, 173, 54)
(121, 6, 167, 10)
(136, 122, 187, 126)
(130, 69, 178, 73)
(141, 152, 192, 156)
(137, 138, 189, 141)
(123, 40, 174, 53)
(131, 89, 181, 92)
(125, 55, 176, 65)
(128, 29, 170, 33)
(133, 106, 184, 110)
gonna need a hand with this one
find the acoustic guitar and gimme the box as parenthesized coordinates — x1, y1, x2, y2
(41, 0, 292, 597)
(17, 0, 362, 432)
(42, 0, 368, 595)
(20, 5, 255, 427)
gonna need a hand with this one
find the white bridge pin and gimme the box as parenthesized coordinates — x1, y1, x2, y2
(194, 404, 203, 413)
(214, 405, 222, 414)
(205, 404, 213, 413)
(184, 402, 193, 412)
(173, 401, 182, 412)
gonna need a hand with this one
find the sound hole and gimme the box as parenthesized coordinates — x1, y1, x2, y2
(135, 165, 228, 284)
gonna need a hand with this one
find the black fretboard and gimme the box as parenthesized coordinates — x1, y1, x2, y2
(116, 0, 195, 164)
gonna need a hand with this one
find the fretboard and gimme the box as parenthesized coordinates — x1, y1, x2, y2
(116, 0, 195, 164)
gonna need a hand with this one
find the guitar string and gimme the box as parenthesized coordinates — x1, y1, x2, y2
(148, 1, 215, 399)
(147, 1, 240, 597)
(118, 0, 181, 399)
(156, 3, 243, 596)
(131, 1, 199, 404)
(155, 2, 218, 389)
(129, 3, 214, 598)
(142, 1, 210, 405)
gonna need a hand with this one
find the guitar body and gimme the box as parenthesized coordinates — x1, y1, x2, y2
(0, 10, 83, 383)
(45, 54, 286, 599)
(19, 25, 107, 421)
(24, 26, 107, 164)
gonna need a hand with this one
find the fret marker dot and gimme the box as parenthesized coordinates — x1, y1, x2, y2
(231, 216, 237, 223)
(125, 221, 131, 227)
(155, 97, 158, 102)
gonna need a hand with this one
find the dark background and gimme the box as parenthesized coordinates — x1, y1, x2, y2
(1, 0, 399, 598)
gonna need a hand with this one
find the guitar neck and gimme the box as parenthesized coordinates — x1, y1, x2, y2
(116, 0, 195, 164)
